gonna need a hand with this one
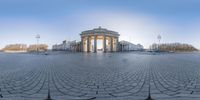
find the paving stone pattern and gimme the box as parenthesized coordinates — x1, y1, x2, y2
(0, 52, 200, 100)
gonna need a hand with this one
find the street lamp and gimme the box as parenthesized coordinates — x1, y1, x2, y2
(36, 34, 40, 53)
(157, 34, 161, 51)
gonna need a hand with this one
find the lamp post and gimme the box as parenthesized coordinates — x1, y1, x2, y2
(36, 34, 40, 53)
(157, 34, 161, 51)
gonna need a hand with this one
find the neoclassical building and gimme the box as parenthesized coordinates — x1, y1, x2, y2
(52, 40, 81, 52)
(80, 27, 120, 52)
(119, 40, 144, 52)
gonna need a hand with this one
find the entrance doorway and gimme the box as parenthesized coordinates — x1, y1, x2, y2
(97, 39, 103, 52)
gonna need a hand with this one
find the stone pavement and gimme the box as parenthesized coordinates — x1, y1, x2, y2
(0, 52, 200, 100)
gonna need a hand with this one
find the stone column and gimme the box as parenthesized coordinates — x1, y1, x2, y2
(94, 36, 97, 53)
(103, 35, 106, 53)
(81, 37, 84, 52)
(110, 37, 113, 52)
(87, 36, 90, 52)
(116, 37, 119, 52)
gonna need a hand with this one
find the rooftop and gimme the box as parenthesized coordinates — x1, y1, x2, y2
(81, 26, 120, 36)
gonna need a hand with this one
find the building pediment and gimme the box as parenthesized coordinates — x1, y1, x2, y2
(81, 26, 120, 37)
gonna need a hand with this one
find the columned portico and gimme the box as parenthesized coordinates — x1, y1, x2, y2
(80, 27, 120, 53)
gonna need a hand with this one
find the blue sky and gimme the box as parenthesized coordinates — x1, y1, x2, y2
(0, 0, 200, 49)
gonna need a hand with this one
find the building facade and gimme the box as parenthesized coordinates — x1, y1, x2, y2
(119, 40, 144, 52)
(3, 44, 27, 52)
(52, 40, 70, 51)
(27, 44, 48, 52)
(52, 40, 81, 52)
(80, 27, 120, 52)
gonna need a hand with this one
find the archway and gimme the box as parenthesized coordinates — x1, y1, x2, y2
(97, 39, 103, 52)
(80, 27, 120, 53)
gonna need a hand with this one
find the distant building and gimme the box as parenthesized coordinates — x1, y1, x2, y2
(52, 40, 81, 52)
(69, 40, 81, 52)
(52, 40, 70, 51)
(3, 44, 27, 52)
(149, 43, 198, 52)
(3, 44, 48, 52)
(27, 44, 48, 52)
(119, 40, 144, 52)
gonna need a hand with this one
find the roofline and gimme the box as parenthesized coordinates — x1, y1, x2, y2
(80, 27, 120, 36)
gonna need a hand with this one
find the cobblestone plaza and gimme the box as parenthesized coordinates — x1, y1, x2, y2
(0, 52, 200, 100)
